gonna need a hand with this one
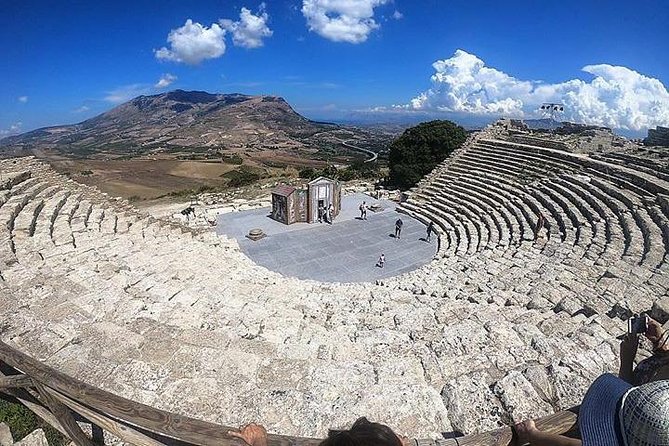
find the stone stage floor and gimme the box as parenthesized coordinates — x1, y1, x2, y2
(216, 193, 436, 283)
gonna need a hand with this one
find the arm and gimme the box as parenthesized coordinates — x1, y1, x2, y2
(515, 420, 581, 446)
(527, 430, 582, 446)
(646, 318, 669, 353)
(618, 334, 638, 384)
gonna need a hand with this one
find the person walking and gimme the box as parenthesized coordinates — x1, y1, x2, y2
(534, 211, 545, 240)
(395, 218, 403, 239)
(426, 221, 435, 242)
(327, 203, 334, 225)
(359, 201, 367, 220)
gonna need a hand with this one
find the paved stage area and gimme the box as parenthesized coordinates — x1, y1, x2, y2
(216, 193, 436, 282)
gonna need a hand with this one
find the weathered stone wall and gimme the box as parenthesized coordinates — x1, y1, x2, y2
(645, 126, 669, 147)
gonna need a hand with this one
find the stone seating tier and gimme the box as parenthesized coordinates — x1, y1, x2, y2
(595, 152, 669, 183)
(1, 144, 668, 442)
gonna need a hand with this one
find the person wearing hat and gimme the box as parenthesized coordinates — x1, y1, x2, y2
(620, 316, 669, 385)
(515, 315, 669, 445)
(515, 375, 669, 445)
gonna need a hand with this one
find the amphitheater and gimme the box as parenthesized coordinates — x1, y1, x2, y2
(1, 120, 668, 445)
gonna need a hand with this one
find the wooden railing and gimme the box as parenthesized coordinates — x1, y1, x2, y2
(0, 340, 579, 446)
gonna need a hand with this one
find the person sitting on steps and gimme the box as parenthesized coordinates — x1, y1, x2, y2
(514, 315, 669, 445)
(228, 417, 411, 446)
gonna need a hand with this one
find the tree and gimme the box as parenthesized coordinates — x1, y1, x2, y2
(388, 120, 467, 190)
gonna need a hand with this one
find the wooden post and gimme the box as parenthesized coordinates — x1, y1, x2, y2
(0, 374, 33, 389)
(34, 383, 96, 446)
(47, 388, 166, 446)
(0, 369, 68, 436)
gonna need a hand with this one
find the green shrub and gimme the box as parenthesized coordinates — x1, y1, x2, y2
(298, 167, 316, 179)
(222, 166, 262, 187)
(0, 400, 66, 445)
(220, 154, 244, 165)
(388, 120, 467, 190)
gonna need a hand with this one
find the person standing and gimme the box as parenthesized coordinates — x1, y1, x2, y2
(318, 203, 324, 223)
(395, 218, 403, 239)
(426, 221, 435, 242)
(359, 201, 367, 220)
(534, 211, 545, 240)
(327, 203, 334, 225)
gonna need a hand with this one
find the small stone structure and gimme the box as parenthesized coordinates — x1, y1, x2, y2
(270, 177, 341, 224)
(645, 126, 669, 147)
(246, 228, 266, 241)
(270, 185, 305, 225)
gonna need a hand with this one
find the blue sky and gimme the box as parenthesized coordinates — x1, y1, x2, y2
(2, 0, 668, 136)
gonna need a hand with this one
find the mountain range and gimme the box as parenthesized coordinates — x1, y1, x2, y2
(0, 90, 343, 158)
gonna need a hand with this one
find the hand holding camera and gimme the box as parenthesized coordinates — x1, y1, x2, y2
(628, 314, 648, 335)
(622, 314, 668, 353)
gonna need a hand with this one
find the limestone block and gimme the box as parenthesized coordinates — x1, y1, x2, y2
(522, 365, 558, 406)
(651, 296, 669, 324)
(437, 320, 489, 356)
(526, 296, 552, 311)
(546, 361, 592, 408)
(0, 423, 12, 446)
(494, 370, 553, 423)
(441, 372, 505, 434)
(13, 430, 47, 446)
(552, 296, 582, 316)
(257, 358, 312, 391)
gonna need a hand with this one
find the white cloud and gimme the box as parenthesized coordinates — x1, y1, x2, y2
(220, 4, 273, 48)
(392, 10, 403, 20)
(0, 122, 22, 137)
(73, 105, 90, 113)
(155, 19, 226, 65)
(17, 96, 28, 103)
(301, 0, 390, 43)
(405, 49, 669, 131)
(155, 73, 177, 88)
(104, 84, 152, 104)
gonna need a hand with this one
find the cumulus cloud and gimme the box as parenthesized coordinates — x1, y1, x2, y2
(155, 73, 177, 88)
(220, 3, 273, 48)
(301, 0, 390, 43)
(392, 10, 403, 20)
(155, 19, 226, 65)
(405, 49, 669, 131)
(17, 96, 28, 103)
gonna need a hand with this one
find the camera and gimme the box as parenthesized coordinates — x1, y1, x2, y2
(628, 314, 649, 335)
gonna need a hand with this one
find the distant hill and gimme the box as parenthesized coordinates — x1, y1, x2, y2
(0, 90, 340, 158)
